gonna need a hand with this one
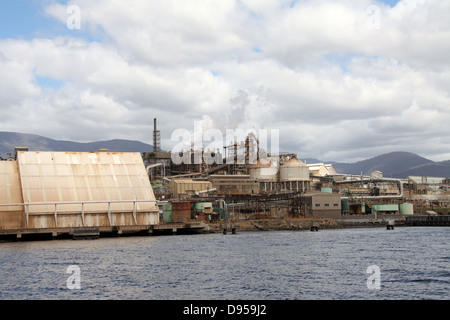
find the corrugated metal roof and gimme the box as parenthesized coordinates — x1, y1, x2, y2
(171, 179, 210, 184)
(281, 156, 306, 168)
(249, 159, 271, 168)
(16, 151, 158, 214)
(408, 176, 444, 184)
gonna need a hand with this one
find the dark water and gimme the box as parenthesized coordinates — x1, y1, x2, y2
(0, 227, 448, 300)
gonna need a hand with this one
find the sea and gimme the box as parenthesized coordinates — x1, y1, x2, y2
(0, 226, 448, 301)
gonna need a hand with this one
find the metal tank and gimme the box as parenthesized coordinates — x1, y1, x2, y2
(162, 202, 173, 223)
(399, 202, 414, 215)
(249, 159, 278, 181)
(341, 200, 350, 213)
(280, 157, 309, 181)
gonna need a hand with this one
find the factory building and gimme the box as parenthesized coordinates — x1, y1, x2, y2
(169, 179, 213, 199)
(0, 150, 159, 232)
(407, 176, 446, 194)
(208, 175, 259, 195)
(305, 192, 342, 219)
(307, 163, 337, 177)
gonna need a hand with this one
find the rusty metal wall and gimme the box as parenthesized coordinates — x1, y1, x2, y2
(171, 201, 192, 223)
(0, 161, 24, 229)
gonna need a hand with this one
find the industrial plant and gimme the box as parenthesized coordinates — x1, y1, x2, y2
(144, 119, 449, 223)
(1, 119, 449, 241)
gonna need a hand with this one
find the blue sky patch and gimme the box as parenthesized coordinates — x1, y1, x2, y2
(0, 0, 56, 40)
(35, 75, 65, 90)
(210, 70, 220, 77)
(323, 52, 356, 73)
(0, 0, 102, 41)
(377, 0, 402, 7)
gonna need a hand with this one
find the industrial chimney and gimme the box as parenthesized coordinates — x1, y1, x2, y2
(153, 118, 160, 152)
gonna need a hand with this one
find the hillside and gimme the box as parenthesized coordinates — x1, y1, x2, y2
(0, 132, 154, 157)
(1, 132, 449, 178)
(332, 152, 448, 178)
(398, 160, 450, 178)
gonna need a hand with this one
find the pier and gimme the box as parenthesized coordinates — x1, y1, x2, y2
(310, 221, 319, 231)
(0, 222, 209, 242)
(220, 223, 239, 234)
(386, 220, 395, 230)
(405, 215, 450, 226)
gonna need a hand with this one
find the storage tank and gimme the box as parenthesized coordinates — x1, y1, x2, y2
(341, 200, 349, 213)
(249, 159, 278, 181)
(399, 202, 414, 215)
(280, 157, 309, 181)
(162, 203, 172, 223)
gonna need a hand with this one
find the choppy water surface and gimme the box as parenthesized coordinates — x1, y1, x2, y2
(0, 227, 448, 300)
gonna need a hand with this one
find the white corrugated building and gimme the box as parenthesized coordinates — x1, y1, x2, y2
(307, 163, 337, 176)
(0, 151, 159, 230)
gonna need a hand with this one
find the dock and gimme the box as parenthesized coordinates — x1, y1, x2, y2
(220, 223, 240, 234)
(405, 215, 450, 226)
(0, 222, 210, 242)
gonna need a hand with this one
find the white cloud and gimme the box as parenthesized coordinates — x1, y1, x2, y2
(0, 0, 449, 163)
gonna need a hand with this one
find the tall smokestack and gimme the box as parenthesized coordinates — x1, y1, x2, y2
(153, 118, 161, 152)
(153, 118, 157, 152)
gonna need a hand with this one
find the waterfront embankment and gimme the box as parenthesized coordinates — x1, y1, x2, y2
(206, 215, 450, 233)
(208, 217, 342, 233)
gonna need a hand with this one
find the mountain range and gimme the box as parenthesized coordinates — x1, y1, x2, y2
(0, 132, 155, 156)
(1, 132, 449, 178)
(328, 152, 449, 179)
(303, 152, 450, 178)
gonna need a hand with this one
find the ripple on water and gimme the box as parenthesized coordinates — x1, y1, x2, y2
(0, 227, 449, 300)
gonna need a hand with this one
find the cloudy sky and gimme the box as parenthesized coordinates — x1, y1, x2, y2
(0, 0, 449, 163)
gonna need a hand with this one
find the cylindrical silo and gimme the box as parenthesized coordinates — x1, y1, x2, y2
(280, 157, 309, 181)
(399, 202, 414, 215)
(249, 159, 278, 181)
(341, 200, 349, 213)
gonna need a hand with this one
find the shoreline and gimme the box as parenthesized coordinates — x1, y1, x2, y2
(203, 215, 433, 233)
(207, 217, 347, 233)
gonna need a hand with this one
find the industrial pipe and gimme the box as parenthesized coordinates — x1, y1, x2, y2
(337, 178, 404, 200)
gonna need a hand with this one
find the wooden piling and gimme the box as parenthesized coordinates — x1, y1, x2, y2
(386, 220, 395, 230)
(310, 222, 319, 232)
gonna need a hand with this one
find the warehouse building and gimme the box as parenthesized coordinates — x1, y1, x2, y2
(208, 175, 259, 195)
(0, 150, 159, 233)
(307, 163, 337, 177)
(169, 179, 213, 199)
